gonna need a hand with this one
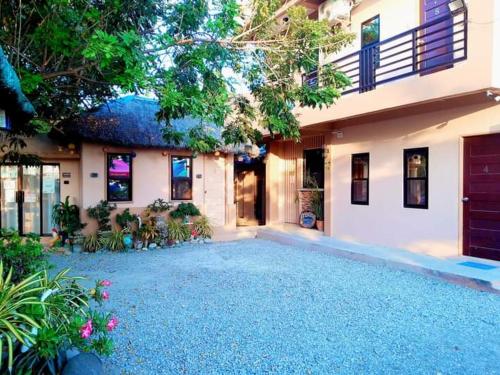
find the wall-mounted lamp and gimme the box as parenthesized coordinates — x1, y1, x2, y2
(102, 147, 109, 153)
(162, 151, 169, 157)
(214, 150, 221, 157)
(57, 146, 64, 152)
(68, 143, 76, 155)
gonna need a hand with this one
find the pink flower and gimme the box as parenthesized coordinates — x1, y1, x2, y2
(106, 317, 118, 332)
(100, 280, 112, 287)
(102, 291, 109, 300)
(80, 320, 93, 339)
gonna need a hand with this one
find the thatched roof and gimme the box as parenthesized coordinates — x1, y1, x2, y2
(63, 96, 220, 149)
(0, 47, 35, 123)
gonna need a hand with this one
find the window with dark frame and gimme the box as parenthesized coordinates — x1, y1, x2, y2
(303, 149, 324, 189)
(171, 156, 193, 200)
(107, 153, 132, 202)
(404, 147, 428, 209)
(361, 15, 380, 48)
(351, 153, 369, 205)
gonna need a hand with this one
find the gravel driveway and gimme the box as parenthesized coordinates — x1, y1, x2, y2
(51, 239, 500, 375)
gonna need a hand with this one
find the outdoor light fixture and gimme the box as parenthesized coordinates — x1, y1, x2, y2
(214, 150, 221, 157)
(162, 151, 168, 156)
(448, 0, 465, 12)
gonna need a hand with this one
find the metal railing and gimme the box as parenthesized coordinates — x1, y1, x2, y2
(303, 6, 468, 94)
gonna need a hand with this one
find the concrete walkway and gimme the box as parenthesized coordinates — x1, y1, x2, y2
(256, 224, 500, 293)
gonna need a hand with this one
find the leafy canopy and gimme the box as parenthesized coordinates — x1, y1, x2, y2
(0, 0, 354, 152)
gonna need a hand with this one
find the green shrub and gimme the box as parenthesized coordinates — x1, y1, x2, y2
(52, 196, 86, 236)
(87, 201, 117, 232)
(138, 223, 159, 247)
(169, 202, 201, 220)
(0, 266, 117, 373)
(83, 233, 101, 253)
(115, 208, 137, 233)
(147, 198, 172, 214)
(0, 230, 47, 283)
(167, 220, 190, 242)
(105, 231, 125, 252)
(193, 215, 213, 239)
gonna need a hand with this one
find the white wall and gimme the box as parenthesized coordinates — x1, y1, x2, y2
(329, 101, 500, 257)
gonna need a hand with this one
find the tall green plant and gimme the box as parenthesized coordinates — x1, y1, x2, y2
(52, 196, 86, 236)
(87, 201, 117, 232)
(0, 263, 45, 372)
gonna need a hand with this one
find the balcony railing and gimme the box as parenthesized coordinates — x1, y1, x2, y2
(303, 5, 468, 94)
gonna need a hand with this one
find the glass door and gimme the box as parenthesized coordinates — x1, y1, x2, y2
(1, 166, 20, 231)
(22, 166, 41, 235)
(0, 165, 60, 235)
(42, 165, 60, 234)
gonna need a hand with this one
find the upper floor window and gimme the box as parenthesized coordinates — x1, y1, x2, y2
(303, 149, 324, 189)
(361, 15, 380, 48)
(404, 148, 428, 209)
(171, 156, 193, 200)
(107, 153, 132, 202)
(352, 153, 369, 205)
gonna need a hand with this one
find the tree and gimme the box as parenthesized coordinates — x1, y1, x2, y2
(0, 0, 354, 151)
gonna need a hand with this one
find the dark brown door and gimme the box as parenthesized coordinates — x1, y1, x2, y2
(463, 134, 500, 260)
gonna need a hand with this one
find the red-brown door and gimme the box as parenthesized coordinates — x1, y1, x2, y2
(463, 134, 500, 260)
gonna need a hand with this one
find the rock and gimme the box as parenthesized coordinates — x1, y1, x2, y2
(149, 243, 157, 250)
(62, 353, 103, 375)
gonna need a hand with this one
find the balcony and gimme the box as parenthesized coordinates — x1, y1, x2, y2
(303, 5, 468, 95)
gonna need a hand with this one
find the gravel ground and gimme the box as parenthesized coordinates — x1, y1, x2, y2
(51, 239, 500, 375)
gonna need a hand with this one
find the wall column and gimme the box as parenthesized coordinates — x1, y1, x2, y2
(324, 134, 335, 237)
(225, 153, 236, 227)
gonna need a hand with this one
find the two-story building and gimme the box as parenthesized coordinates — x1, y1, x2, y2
(263, 0, 500, 261)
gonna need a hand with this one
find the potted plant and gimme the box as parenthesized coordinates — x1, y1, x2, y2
(71, 233, 84, 253)
(52, 196, 86, 249)
(167, 219, 190, 246)
(305, 175, 324, 232)
(115, 208, 137, 250)
(169, 203, 201, 225)
(312, 192, 324, 231)
(193, 215, 213, 241)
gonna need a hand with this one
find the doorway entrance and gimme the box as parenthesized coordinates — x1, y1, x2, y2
(0, 165, 60, 235)
(234, 154, 266, 227)
(463, 134, 500, 261)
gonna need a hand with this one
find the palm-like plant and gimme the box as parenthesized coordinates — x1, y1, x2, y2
(0, 263, 45, 372)
(52, 196, 85, 239)
(193, 216, 213, 239)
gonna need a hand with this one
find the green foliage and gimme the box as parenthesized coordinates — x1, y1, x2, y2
(0, 230, 47, 283)
(167, 220, 190, 242)
(87, 201, 117, 232)
(115, 208, 137, 233)
(146, 198, 172, 214)
(193, 216, 213, 239)
(138, 223, 159, 246)
(0, 268, 117, 373)
(83, 233, 102, 253)
(0, 264, 45, 372)
(305, 174, 324, 220)
(52, 196, 86, 236)
(104, 231, 125, 252)
(1, 0, 354, 153)
(170, 203, 201, 220)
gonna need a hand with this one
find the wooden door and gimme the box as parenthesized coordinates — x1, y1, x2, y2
(463, 134, 500, 260)
(421, 0, 453, 72)
(236, 170, 258, 226)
